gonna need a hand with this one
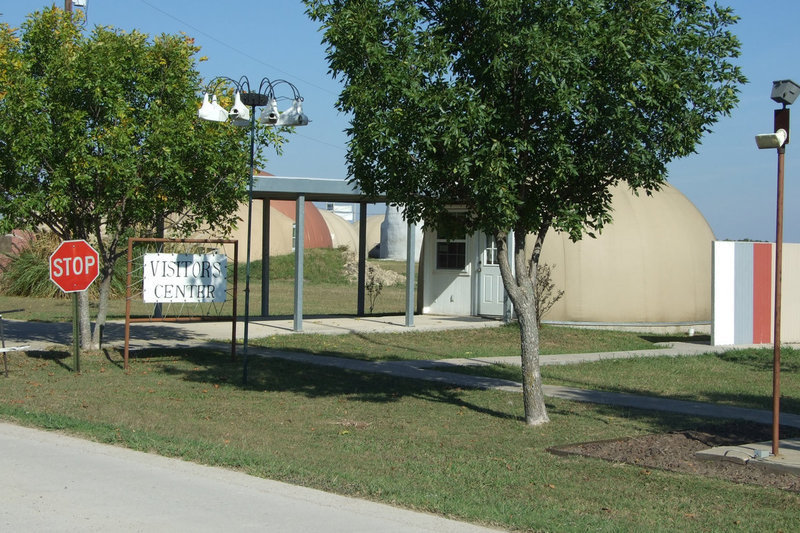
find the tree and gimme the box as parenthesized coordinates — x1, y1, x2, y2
(0, 7, 281, 349)
(305, 0, 745, 425)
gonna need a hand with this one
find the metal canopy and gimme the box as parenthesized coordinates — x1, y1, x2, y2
(251, 175, 415, 331)
(252, 175, 384, 202)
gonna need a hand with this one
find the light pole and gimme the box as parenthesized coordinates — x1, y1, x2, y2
(199, 77, 309, 384)
(755, 78, 798, 457)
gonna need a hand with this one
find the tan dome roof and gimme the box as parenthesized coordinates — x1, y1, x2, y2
(533, 182, 714, 323)
(318, 210, 359, 250)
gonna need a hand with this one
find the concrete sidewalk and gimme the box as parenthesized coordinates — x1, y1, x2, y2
(0, 314, 505, 352)
(0, 422, 500, 533)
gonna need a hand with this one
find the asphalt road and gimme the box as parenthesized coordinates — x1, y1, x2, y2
(1, 422, 501, 533)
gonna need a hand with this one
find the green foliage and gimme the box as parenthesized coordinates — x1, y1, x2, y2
(0, 7, 286, 343)
(246, 248, 350, 284)
(305, 0, 747, 423)
(0, 233, 61, 298)
(0, 233, 127, 298)
(305, 0, 746, 240)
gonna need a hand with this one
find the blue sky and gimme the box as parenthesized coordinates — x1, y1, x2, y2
(3, 1, 799, 241)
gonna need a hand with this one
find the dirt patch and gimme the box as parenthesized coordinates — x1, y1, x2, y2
(550, 421, 800, 492)
(341, 250, 405, 286)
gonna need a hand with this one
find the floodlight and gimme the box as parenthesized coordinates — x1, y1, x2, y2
(771, 80, 800, 106)
(755, 129, 788, 150)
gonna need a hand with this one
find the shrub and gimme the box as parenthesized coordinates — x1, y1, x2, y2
(0, 232, 126, 298)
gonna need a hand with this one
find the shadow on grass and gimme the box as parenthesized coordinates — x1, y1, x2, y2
(714, 347, 800, 373)
(254, 333, 452, 362)
(639, 334, 712, 345)
(24, 349, 73, 371)
(126, 347, 524, 423)
(543, 373, 800, 416)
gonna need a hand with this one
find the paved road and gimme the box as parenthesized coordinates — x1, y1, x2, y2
(1, 422, 501, 533)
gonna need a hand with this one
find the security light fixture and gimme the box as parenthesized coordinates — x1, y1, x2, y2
(771, 79, 800, 106)
(755, 128, 788, 150)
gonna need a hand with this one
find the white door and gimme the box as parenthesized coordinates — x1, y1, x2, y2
(478, 234, 505, 316)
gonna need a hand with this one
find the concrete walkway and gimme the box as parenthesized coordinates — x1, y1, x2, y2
(0, 422, 500, 533)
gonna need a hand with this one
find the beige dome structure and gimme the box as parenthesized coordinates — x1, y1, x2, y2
(364, 214, 385, 257)
(533, 182, 714, 323)
(318, 210, 359, 250)
(227, 199, 336, 259)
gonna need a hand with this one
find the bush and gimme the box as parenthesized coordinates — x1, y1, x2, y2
(0, 232, 126, 298)
(245, 248, 350, 284)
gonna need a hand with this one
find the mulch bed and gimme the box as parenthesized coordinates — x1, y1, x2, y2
(549, 421, 800, 492)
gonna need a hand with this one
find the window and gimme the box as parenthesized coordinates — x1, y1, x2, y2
(435, 216, 467, 270)
(436, 240, 466, 269)
(484, 234, 498, 266)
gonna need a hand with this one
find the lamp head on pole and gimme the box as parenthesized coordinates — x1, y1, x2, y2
(755, 80, 795, 150)
(756, 129, 788, 150)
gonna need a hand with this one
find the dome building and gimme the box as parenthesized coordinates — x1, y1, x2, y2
(420, 182, 714, 327)
(536, 182, 714, 324)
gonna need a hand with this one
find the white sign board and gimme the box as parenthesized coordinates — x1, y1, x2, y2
(142, 253, 227, 303)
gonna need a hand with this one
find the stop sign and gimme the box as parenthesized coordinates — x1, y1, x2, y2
(50, 240, 100, 293)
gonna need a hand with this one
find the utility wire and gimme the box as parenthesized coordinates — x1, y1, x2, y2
(137, 0, 338, 97)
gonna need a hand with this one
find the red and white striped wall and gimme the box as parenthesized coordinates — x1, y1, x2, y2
(713, 241, 800, 345)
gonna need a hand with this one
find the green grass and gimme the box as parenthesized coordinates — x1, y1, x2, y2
(442, 347, 800, 415)
(541, 348, 800, 414)
(0, 248, 413, 321)
(251, 323, 661, 361)
(2, 347, 799, 531)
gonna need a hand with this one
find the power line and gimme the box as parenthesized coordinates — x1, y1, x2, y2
(137, 0, 338, 97)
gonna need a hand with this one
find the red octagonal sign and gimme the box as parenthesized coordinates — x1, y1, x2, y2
(50, 240, 100, 293)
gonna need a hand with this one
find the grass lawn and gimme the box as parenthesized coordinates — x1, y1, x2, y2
(0, 278, 411, 321)
(251, 323, 662, 361)
(444, 347, 800, 415)
(2, 346, 799, 532)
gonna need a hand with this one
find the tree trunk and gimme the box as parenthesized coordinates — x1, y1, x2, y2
(496, 230, 550, 426)
(90, 272, 113, 349)
(516, 296, 549, 425)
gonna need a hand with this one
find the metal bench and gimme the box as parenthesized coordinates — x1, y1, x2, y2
(0, 313, 30, 377)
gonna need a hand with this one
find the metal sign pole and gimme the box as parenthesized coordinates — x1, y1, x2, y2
(72, 293, 80, 372)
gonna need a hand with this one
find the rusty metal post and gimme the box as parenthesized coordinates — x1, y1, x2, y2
(772, 107, 790, 456)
